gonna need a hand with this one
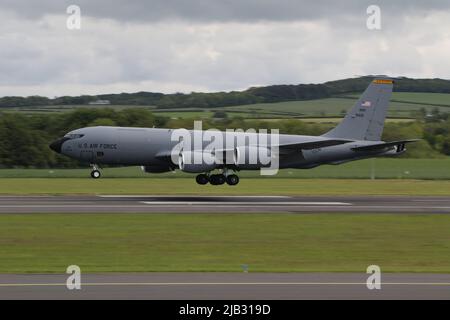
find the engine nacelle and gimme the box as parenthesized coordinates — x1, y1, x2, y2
(178, 151, 217, 173)
(234, 146, 272, 170)
(384, 143, 407, 156)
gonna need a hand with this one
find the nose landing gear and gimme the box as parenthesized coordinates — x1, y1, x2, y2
(90, 165, 101, 179)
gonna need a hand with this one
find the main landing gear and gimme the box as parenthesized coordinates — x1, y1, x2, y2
(90, 165, 101, 179)
(225, 174, 239, 186)
(195, 173, 209, 185)
(195, 171, 240, 186)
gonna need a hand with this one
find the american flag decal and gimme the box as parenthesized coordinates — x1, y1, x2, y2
(361, 101, 371, 107)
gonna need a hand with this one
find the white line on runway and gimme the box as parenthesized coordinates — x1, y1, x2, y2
(1, 205, 450, 210)
(0, 205, 350, 208)
(98, 195, 291, 198)
(141, 201, 352, 206)
(412, 199, 450, 202)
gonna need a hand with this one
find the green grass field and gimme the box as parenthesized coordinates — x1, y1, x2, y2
(4, 92, 449, 119)
(345, 92, 450, 106)
(1, 213, 450, 273)
(0, 178, 448, 195)
(168, 94, 448, 120)
(0, 104, 158, 114)
(224, 97, 450, 118)
(279, 117, 415, 124)
(1, 158, 449, 179)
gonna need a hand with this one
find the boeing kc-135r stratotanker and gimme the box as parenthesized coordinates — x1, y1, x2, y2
(49, 78, 418, 186)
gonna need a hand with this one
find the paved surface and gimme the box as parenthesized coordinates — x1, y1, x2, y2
(1, 273, 450, 300)
(0, 195, 449, 213)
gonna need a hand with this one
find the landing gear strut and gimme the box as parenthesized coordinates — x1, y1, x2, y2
(90, 165, 101, 179)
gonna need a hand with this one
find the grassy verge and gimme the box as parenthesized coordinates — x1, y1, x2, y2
(1, 213, 450, 273)
(1, 159, 449, 179)
(0, 178, 448, 195)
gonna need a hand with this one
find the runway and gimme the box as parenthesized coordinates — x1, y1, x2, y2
(1, 273, 450, 299)
(0, 195, 449, 213)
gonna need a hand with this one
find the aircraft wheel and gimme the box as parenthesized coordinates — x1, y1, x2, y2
(210, 174, 226, 185)
(91, 170, 101, 179)
(226, 174, 239, 186)
(196, 174, 209, 185)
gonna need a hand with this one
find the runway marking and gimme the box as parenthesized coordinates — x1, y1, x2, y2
(1, 282, 450, 287)
(1, 205, 450, 211)
(98, 195, 291, 198)
(141, 202, 352, 206)
(412, 199, 450, 202)
(0, 205, 192, 209)
(0, 204, 354, 208)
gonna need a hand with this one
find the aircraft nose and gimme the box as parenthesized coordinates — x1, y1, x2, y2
(49, 137, 69, 153)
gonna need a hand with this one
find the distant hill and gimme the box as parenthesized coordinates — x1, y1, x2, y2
(2, 76, 450, 109)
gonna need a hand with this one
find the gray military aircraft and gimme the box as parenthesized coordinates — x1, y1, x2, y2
(49, 77, 418, 185)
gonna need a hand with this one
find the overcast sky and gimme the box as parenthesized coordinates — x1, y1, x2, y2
(1, 0, 450, 97)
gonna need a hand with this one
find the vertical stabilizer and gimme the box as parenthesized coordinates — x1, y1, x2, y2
(323, 78, 393, 141)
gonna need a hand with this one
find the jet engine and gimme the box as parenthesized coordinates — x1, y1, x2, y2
(178, 151, 217, 173)
(234, 146, 272, 169)
(383, 143, 407, 156)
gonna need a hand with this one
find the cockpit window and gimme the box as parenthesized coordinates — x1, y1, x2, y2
(65, 133, 85, 139)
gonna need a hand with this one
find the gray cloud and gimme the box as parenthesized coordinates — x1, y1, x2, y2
(2, 0, 450, 22)
(0, 1, 450, 97)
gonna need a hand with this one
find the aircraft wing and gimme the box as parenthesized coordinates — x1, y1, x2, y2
(156, 139, 352, 160)
(276, 139, 352, 153)
(155, 150, 175, 161)
(351, 139, 420, 152)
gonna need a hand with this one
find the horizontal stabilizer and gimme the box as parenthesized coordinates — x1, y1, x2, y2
(351, 139, 420, 152)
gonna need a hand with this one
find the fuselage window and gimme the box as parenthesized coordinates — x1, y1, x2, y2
(65, 133, 85, 139)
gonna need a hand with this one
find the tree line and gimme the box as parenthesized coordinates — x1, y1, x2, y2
(2, 77, 450, 109)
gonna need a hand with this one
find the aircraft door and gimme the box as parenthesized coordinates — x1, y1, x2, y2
(80, 150, 94, 162)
